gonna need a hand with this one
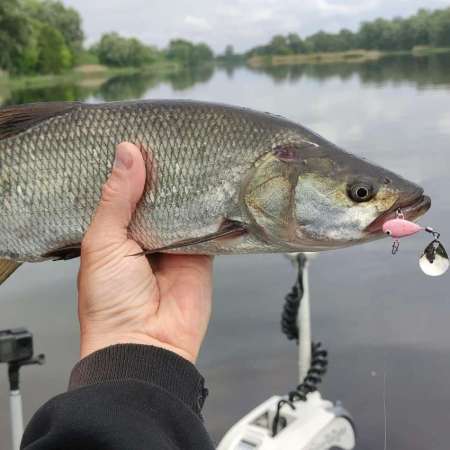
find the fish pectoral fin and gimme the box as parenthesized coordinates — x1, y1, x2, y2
(0, 259, 22, 285)
(0, 102, 80, 141)
(142, 220, 248, 255)
(43, 244, 81, 261)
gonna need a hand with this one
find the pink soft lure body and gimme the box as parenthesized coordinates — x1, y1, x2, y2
(382, 218, 424, 238)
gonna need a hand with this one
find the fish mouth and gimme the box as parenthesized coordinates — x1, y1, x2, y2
(365, 190, 431, 234)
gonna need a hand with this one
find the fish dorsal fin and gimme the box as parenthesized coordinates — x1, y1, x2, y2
(0, 102, 80, 140)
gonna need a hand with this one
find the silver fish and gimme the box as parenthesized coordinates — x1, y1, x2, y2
(0, 100, 430, 283)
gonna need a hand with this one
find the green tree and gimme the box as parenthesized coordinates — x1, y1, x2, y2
(429, 8, 450, 47)
(166, 39, 193, 65)
(306, 31, 339, 52)
(191, 43, 214, 64)
(268, 35, 292, 55)
(410, 9, 431, 46)
(375, 19, 400, 50)
(24, 0, 84, 64)
(246, 6, 450, 57)
(394, 18, 415, 50)
(15, 25, 40, 74)
(287, 33, 307, 53)
(358, 20, 383, 49)
(94, 33, 128, 67)
(0, 0, 31, 73)
(217, 44, 244, 65)
(166, 39, 214, 66)
(94, 32, 159, 67)
(36, 24, 72, 73)
(224, 45, 234, 58)
(127, 38, 159, 66)
(335, 29, 356, 51)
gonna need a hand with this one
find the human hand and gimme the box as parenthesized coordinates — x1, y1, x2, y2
(77, 142, 213, 363)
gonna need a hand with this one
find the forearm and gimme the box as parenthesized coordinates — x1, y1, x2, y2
(21, 345, 215, 450)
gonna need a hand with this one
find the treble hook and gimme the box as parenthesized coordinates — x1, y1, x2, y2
(392, 239, 400, 255)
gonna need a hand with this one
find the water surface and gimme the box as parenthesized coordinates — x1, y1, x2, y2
(1, 54, 450, 449)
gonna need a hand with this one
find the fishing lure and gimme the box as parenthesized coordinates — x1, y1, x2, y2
(383, 210, 449, 276)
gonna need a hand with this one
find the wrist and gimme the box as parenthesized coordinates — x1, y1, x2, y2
(69, 344, 209, 416)
(80, 331, 197, 363)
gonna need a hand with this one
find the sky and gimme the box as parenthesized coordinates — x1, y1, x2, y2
(62, 0, 450, 53)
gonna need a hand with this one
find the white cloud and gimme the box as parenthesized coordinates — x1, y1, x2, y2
(216, 5, 241, 18)
(184, 15, 212, 31)
(251, 8, 274, 22)
(317, 0, 378, 15)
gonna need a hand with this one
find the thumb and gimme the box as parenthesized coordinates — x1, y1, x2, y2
(83, 142, 146, 251)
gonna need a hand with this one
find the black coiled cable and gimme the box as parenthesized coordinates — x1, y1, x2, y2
(272, 254, 329, 437)
(281, 253, 306, 341)
(287, 342, 328, 401)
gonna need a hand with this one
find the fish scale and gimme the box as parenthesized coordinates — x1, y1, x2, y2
(0, 100, 291, 261)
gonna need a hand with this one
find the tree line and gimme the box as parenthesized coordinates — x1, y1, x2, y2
(0, 0, 215, 75)
(247, 7, 450, 57)
(0, 0, 83, 74)
(2, 1, 450, 76)
(93, 35, 214, 69)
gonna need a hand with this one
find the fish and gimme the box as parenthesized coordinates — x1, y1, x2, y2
(0, 99, 431, 284)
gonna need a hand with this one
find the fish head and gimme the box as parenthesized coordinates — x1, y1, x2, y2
(243, 135, 430, 251)
(290, 140, 431, 250)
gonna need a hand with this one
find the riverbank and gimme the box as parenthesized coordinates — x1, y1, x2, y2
(247, 46, 450, 68)
(0, 61, 180, 93)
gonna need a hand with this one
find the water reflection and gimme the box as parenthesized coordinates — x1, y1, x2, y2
(97, 74, 161, 101)
(2, 83, 94, 105)
(2, 53, 450, 107)
(166, 64, 215, 91)
(95, 65, 215, 101)
(249, 53, 450, 88)
(2, 64, 216, 105)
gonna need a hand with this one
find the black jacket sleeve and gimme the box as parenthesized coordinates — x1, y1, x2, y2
(21, 344, 215, 450)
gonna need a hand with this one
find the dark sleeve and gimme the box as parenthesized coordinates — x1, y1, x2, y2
(21, 344, 215, 450)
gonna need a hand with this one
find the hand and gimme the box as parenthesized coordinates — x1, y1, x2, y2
(77, 142, 213, 363)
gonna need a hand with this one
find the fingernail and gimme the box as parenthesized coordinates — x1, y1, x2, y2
(114, 145, 133, 170)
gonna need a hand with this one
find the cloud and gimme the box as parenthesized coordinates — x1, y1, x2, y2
(316, 0, 379, 15)
(251, 8, 274, 22)
(184, 15, 212, 31)
(62, 0, 450, 52)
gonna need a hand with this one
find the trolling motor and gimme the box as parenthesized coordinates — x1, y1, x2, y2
(218, 254, 356, 450)
(0, 328, 45, 450)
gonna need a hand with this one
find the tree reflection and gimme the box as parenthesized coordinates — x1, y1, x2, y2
(1, 64, 216, 105)
(166, 64, 214, 91)
(251, 53, 450, 88)
(2, 53, 450, 107)
(96, 74, 160, 101)
(3, 83, 94, 105)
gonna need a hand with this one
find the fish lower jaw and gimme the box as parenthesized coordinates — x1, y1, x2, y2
(365, 194, 431, 234)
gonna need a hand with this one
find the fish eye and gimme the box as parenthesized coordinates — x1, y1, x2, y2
(347, 182, 375, 203)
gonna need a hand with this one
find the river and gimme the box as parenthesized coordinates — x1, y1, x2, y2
(1, 53, 450, 449)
